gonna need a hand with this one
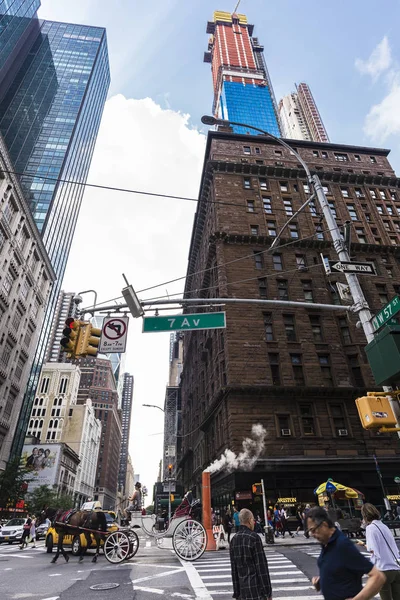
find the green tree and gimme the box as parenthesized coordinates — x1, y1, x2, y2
(0, 459, 31, 509)
(26, 485, 75, 516)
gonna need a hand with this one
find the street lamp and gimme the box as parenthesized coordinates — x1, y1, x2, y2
(142, 404, 164, 413)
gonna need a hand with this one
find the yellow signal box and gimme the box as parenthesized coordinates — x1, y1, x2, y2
(76, 323, 102, 357)
(170, 494, 174, 503)
(60, 318, 81, 358)
(355, 393, 397, 430)
(252, 483, 262, 495)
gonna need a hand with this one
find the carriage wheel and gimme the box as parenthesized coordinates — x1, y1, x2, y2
(103, 531, 132, 564)
(172, 519, 207, 561)
(126, 530, 139, 559)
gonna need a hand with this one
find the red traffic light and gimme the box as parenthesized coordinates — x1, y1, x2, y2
(65, 317, 75, 329)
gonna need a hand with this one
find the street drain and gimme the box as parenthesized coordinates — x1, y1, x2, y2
(89, 583, 120, 590)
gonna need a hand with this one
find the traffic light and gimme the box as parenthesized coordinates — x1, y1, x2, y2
(355, 393, 397, 430)
(60, 318, 81, 358)
(76, 323, 102, 357)
(252, 483, 262, 495)
(168, 464, 173, 477)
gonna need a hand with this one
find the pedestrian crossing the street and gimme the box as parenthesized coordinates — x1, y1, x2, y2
(193, 549, 322, 600)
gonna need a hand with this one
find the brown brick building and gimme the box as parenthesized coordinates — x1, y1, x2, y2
(179, 130, 400, 510)
(76, 356, 122, 510)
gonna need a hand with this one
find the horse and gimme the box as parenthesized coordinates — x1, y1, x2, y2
(42, 507, 108, 564)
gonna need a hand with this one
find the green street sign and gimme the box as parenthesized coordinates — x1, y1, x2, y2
(372, 296, 400, 332)
(143, 312, 226, 333)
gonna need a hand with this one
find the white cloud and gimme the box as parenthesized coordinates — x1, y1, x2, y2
(355, 36, 392, 79)
(364, 79, 400, 143)
(62, 94, 206, 488)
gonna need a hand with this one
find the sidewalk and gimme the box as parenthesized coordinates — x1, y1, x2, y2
(264, 533, 318, 547)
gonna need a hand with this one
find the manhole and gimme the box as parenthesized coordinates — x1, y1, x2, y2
(89, 583, 120, 590)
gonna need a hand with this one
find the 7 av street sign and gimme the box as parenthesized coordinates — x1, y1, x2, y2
(143, 312, 226, 333)
(372, 296, 400, 332)
(328, 260, 377, 275)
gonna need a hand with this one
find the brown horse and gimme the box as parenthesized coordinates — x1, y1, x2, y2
(43, 508, 108, 563)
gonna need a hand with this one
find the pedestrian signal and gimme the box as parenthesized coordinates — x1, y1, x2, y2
(355, 393, 397, 430)
(170, 494, 174, 502)
(60, 318, 81, 358)
(252, 483, 262, 495)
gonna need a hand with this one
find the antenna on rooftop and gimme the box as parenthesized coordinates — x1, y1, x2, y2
(233, 0, 241, 13)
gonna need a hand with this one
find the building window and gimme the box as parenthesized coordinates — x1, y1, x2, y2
(315, 224, 324, 240)
(330, 404, 347, 435)
(390, 191, 397, 201)
(31, 298, 40, 318)
(386, 205, 394, 216)
(277, 280, 288, 300)
(291, 354, 305, 385)
(328, 201, 337, 218)
(255, 147, 261, 154)
(247, 200, 255, 213)
(2, 271, 14, 296)
(243, 146, 251, 155)
(376, 284, 389, 305)
(259, 278, 267, 299)
(341, 187, 350, 198)
(21, 279, 30, 301)
(267, 221, 277, 237)
(313, 151, 319, 157)
(323, 185, 330, 195)
(310, 315, 323, 342)
(250, 225, 259, 236)
(3, 201, 16, 225)
(354, 154, 361, 161)
(302, 280, 314, 302)
(355, 188, 365, 198)
(275, 150, 283, 156)
(379, 189, 386, 200)
(263, 313, 273, 340)
(263, 197, 272, 214)
(283, 314, 296, 341)
(1, 341, 13, 367)
(299, 403, 315, 434)
(309, 200, 317, 216)
(283, 199, 293, 216)
(355, 227, 367, 243)
(303, 183, 311, 194)
(370, 156, 377, 164)
(369, 189, 377, 199)
(338, 317, 351, 344)
(254, 251, 264, 270)
(12, 307, 23, 332)
(269, 353, 281, 385)
(280, 182, 288, 192)
(243, 177, 251, 189)
(59, 378, 68, 394)
(273, 254, 282, 271)
(347, 204, 358, 221)
(289, 223, 299, 238)
(259, 178, 268, 191)
(319, 355, 333, 385)
(348, 355, 364, 387)
(321, 151, 328, 158)
(335, 153, 349, 162)
(296, 254, 307, 269)
(277, 414, 291, 435)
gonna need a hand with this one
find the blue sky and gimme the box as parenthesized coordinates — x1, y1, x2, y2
(42, 0, 400, 167)
(38, 0, 400, 490)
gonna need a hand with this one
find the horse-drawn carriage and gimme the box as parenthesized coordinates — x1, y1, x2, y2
(47, 491, 207, 564)
(103, 491, 207, 563)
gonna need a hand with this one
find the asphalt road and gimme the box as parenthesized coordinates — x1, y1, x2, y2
(0, 534, 391, 600)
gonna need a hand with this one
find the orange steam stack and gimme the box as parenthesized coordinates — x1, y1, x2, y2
(202, 471, 217, 551)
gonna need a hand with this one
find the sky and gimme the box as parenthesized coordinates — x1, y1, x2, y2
(38, 0, 400, 497)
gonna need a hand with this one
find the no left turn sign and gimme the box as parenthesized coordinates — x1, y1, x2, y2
(99, 316, 129, 353)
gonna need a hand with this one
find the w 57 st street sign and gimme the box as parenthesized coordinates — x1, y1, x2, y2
(143, 312, 226, 333)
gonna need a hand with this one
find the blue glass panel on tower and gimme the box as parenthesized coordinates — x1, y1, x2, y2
(219, 81, 281, 137)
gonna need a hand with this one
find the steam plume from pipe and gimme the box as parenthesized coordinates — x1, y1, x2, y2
(205, 423, 266, 474)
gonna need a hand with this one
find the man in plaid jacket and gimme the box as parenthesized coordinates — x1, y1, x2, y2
(230, 508, 272, 600)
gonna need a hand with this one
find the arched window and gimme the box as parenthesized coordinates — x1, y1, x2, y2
(39, 420, 43, 428)
(54, 419, 58, 429)
(53, 398, 58, 406)
(34, 398, 39, 406)
(49, 419, 53, 428)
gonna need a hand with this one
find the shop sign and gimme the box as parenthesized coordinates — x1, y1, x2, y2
(277, 497, 297, 504)
(387, 494, 400, 500)
(235, 491, 252, 500)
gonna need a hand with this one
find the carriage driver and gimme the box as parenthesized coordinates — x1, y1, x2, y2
(125, 482, 142, 521)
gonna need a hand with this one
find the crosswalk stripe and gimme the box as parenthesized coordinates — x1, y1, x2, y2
(205, 578, 309, 587)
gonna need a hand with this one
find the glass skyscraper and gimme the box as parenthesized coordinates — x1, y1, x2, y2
(204, 11, 281, 136)
(0, 12, 110, 459)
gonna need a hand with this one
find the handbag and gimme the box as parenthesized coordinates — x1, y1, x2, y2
(373, 522, 400, 566)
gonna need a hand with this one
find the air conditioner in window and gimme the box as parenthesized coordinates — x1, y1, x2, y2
(338, 429, 348, 436)
(281, 428, 291, 436)
(275, 161, 284, 166)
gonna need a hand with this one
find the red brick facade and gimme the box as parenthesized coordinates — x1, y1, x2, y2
(180, 132, 400, 509)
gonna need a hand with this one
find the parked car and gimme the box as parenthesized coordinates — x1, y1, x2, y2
(0, 518, 27, 544)
(45, 511, 118, 555)
(36, 522, 49, 540)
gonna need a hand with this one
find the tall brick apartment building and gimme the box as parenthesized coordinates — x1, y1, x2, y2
(179, 130, 400, 509)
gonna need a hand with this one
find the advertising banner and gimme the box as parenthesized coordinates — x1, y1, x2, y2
(21, 444, 61, 491)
